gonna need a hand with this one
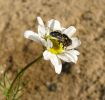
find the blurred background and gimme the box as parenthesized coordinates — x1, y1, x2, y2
(0, 0, 105, 100)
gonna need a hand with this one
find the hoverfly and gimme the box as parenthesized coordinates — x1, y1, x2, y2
(50, 31, 72, 47)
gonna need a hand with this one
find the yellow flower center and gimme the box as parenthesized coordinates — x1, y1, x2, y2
(48, 39, 64, 54)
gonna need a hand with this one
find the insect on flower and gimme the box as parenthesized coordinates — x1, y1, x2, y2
(24, 17, 81, 74)
(50, 31, 72, 47)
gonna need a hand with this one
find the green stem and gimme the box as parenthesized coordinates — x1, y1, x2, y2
(7, 54, 43, 99)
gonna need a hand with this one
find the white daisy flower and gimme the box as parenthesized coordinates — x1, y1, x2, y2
(24, 17, 81, 74)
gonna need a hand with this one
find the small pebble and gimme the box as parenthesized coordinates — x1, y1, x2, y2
(47, 82, 57, 92)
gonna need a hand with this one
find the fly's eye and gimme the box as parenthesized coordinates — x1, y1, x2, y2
(50, 32, 56, 37)
(50, 31, 58, 37)
(50, 31, 61, 37)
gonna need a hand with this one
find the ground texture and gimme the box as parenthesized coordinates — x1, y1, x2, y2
(0, 0, 105, 100)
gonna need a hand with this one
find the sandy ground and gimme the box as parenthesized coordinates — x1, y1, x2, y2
(0, 0, 105, 100)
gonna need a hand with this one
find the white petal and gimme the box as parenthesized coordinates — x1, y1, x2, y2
(40, 38, 47, 47)
(65, 51, 78, 63)
(65, 50, 80, 63)
(66, 50, 80, 55)
(43, 51, 62, 74)
(47, 39, 53, 49)
(43, 50, 51, 60)
(24, 30, 40, 42)
(37, 16, 44, 26)
(61, 27, 66, 32)
(67, 37, 81, 49)
(50, 54, 62, 74)
(47, 19, 61, 31)
(57, 53, 70, 62)
(24, 30, 47, 46)
(38, 25, 46, 37)
(63, 26, 76, 38)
